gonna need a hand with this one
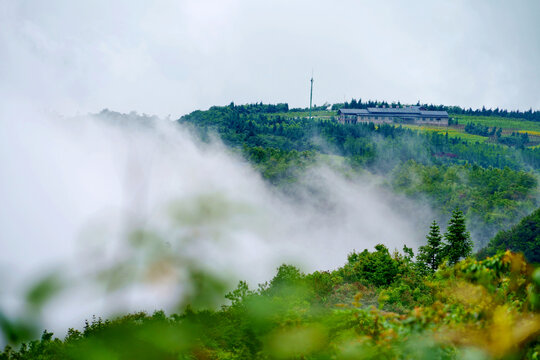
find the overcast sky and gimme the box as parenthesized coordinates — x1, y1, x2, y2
(1, 0, 539, 117)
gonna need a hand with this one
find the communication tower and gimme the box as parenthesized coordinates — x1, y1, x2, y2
(309, 74, 314, 119)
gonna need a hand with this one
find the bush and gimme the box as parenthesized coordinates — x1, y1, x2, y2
(339, 244, 399, 287)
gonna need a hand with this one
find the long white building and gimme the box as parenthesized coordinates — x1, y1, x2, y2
(338, 106, 449, 126)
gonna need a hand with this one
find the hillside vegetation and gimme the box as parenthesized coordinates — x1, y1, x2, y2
(2, 102, 539, 359)
(2, 248, 539, 359)
(479, 208, 540, 263)
(179, 103, 539, 247)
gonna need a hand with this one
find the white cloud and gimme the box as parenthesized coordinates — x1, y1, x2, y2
(1, 0, 539, 117)
(0, 110, 430, 338)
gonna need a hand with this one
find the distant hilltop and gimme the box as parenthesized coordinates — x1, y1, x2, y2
(338, 106, 449, 126)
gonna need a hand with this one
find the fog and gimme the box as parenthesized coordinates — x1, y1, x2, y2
(5, 0, 535, 344)
(0, 108, 432, 338)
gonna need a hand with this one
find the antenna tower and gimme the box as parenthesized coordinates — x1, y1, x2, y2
(309, 72, 314, 119)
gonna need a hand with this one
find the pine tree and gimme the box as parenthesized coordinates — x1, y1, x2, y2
(443, 209, 473, 265)
(417, 220, 444, 272)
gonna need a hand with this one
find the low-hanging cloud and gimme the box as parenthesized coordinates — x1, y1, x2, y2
(2, 0, 538, 346)
(0, 109, 433, 339)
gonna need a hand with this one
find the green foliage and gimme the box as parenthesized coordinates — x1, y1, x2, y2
(243, 146, 316, 185)
(0, 273, 64, 345)
(305, 271, 343, 303)
(179, 104, 539, 248)
(498, 131, 531, 148)
(265, 264, 306, 297)
(454, 114, 540, 132)
(417, 221, 444, 272)
(179, 104, 540, 171)
(339, 244, 399, 287)
(478, 208, 540, 263)
(443, 209, 473, 265)
(3, 249, 539, 359)
(225, 281, 254, 307)
(464, 122, 493, 137)
(390, 160, 538, 246)
(227, 102, 289, 114)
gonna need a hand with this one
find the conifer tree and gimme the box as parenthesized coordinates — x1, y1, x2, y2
(443, 209, 472, 265)
(417, 220, 444, 272)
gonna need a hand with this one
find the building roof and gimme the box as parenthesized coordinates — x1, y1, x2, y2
(339, 107, 448, 117)
(367, 107, 422, 115)
(338, 109, 369, 115)
(420, 110, 448, 116)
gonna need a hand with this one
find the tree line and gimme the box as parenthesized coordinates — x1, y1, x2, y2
(333, 98, 540, 122)
(464, 122, 531, 148)
(179, 105, 539, 247)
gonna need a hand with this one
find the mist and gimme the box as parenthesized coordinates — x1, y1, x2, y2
(1, 0, 539, 354)
(0, 108, 433, 339)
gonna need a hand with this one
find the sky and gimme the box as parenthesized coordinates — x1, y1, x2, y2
(1, 0, 540, 118)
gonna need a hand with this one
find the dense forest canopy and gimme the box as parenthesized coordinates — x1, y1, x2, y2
(478, 208, 540, 263)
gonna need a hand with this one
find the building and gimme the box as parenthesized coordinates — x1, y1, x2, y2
(338, 106, 449, 126)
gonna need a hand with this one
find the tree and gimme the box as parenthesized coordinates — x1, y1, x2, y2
(266, 264, 306, 296)
(417, 221, 444, 272)
(443, 209, 472, 265)
(341, 244, 398, 287)
(478, 207, 540, 263)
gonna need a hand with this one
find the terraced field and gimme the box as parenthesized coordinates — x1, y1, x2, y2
(405, 114, 540, 147)
(401, 124, 489, 143)
(452, 114, 540, 132)
(268, 111, 540, 147)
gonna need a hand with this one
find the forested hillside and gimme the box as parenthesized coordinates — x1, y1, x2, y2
(479, 208, 540, 263)
(179, 103, 540, 248)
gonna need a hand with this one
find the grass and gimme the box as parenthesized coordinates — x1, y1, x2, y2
(451, 114, 540, 133)
(401, 124, 490, 143)
(517, 130, 540, 136)
(265, 111, 540, 147)
(404, 118, 540, 148)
